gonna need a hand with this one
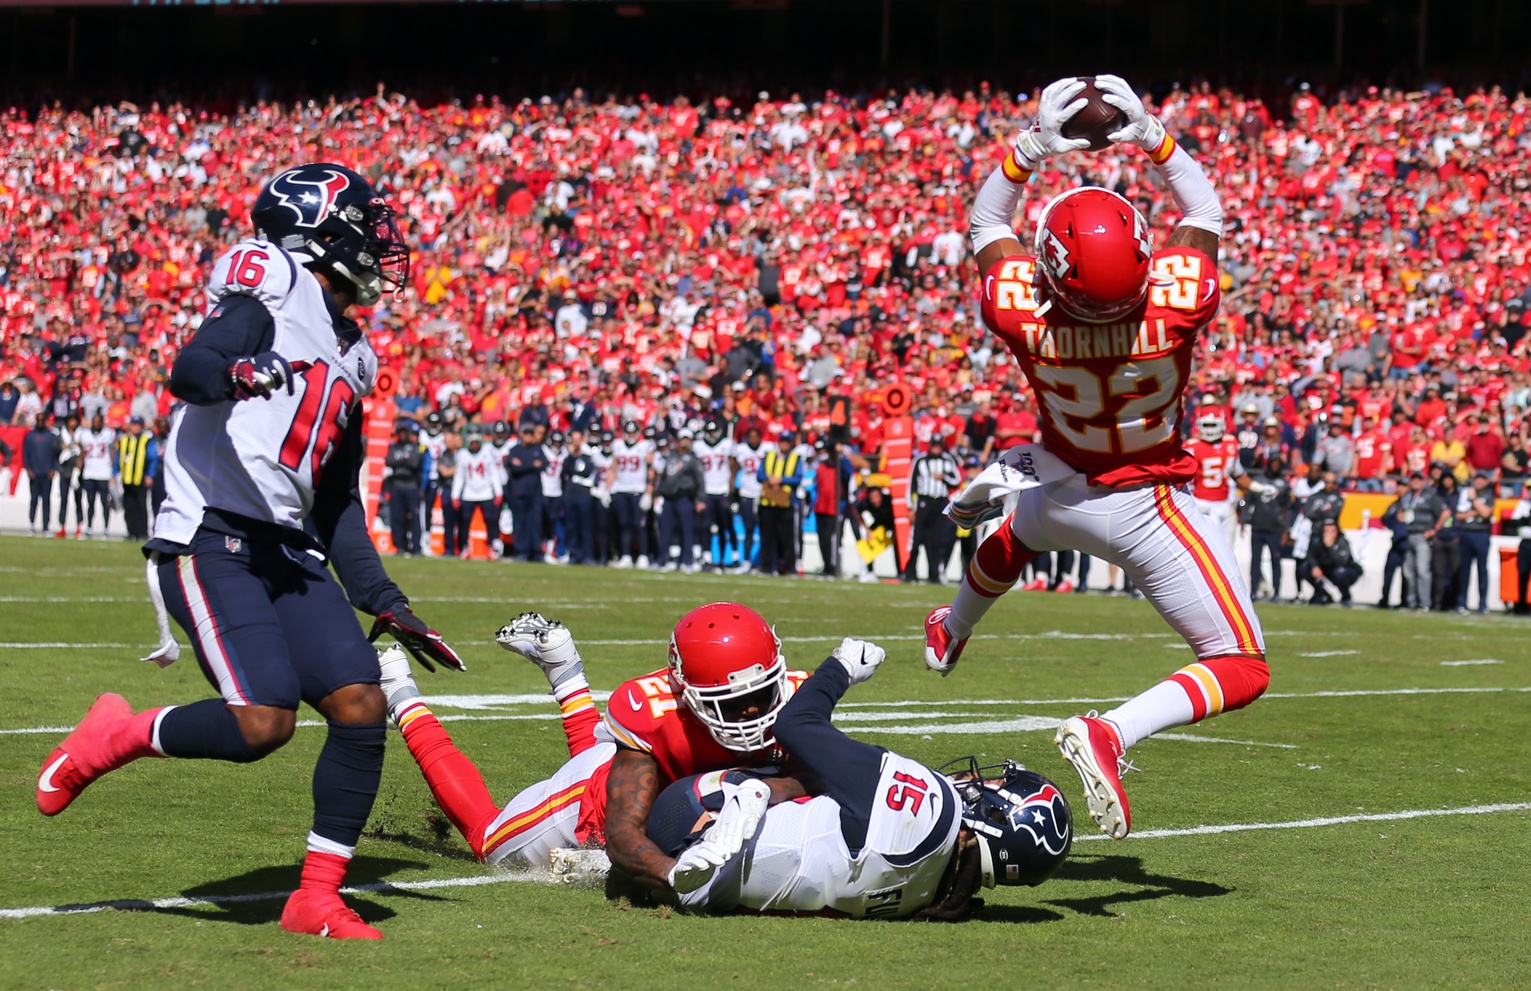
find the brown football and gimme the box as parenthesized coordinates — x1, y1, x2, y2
(1060, 76, 1128, 152)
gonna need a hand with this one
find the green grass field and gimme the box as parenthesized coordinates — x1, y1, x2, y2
(1, 534, 1529, 990)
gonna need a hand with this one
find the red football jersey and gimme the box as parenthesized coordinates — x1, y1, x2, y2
(1353, 429, 1393, 479)
(980, 247, 1220, 487)
(599, 667, 809, 783)
(1187, 436, 1242, 500)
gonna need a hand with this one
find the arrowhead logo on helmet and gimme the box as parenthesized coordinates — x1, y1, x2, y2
(1034, 186, 1153, 324)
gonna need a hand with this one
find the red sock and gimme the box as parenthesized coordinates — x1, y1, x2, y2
(1169, 654, 1271, 721)
(396, 702, 500, 858)
(299, 850, 350, 894)
(965, 514, 1035, 598)
(553, 678, 600, 758)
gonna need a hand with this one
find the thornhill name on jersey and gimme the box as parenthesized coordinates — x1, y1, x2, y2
(1001, 318, 1178, 362)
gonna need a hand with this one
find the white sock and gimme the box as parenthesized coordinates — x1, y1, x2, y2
(306, 831, 355, 859)
(1101, 680, 1196, 750)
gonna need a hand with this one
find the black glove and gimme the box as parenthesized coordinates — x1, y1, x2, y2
(229, 352, 309, 400)
(368, 606, 467, 672)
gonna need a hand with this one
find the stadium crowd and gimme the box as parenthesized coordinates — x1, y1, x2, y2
(3, 80, 1531, 610)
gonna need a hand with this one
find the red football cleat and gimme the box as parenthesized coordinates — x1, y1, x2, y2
(1021, 577, 1048, 592)
(280, 890, 383, 940)
(1053, 579, 1075, 594)
(37, 694, 159, 817)
(923, 606, 969, 676)
(1054, 713, 1131, 839)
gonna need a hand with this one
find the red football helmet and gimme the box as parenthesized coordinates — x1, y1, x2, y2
(1033, 187, 1153, 323)
(668, 602, 789, 752)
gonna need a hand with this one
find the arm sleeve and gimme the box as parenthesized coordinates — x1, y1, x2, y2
(969, 165, 1026, 254)
(772, 658, 887, 853)
(308, 411, 409, 616)
(1156, 143, 1223, 237)
(168, 295, 276, 406)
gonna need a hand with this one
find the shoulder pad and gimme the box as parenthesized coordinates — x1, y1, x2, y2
(206, 239, 301, 311)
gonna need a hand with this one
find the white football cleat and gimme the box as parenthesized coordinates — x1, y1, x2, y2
(549, 847, 611, 881)
(496, 613, 582, 688)
(636, 555, 650, 569)
(613, 556, 633, 570)
(1054, 713, 1132, 840)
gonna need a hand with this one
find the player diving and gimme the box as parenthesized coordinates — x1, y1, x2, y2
(925, 75, 1270, 840)
(378, 609, 1072, 919)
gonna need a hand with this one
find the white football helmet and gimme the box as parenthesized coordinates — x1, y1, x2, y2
(1196, 414, 1225, 443)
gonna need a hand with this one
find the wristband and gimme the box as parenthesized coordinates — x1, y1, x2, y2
(1000, 150, 1034, 184)
(1146, 133, 1177, 166)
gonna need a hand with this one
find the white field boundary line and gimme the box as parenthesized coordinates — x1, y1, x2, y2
(4, 802, 1528, 922)
(6, 687, 1531, 737)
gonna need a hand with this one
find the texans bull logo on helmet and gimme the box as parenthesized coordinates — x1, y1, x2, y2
(266, 167, 353, 228)
(1004, 781, 1072, 859)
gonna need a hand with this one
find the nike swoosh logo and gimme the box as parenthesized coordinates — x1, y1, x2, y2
(985, 275, 995, 299)
(628, 691, 644, 712)
(38, 754, 68, 793)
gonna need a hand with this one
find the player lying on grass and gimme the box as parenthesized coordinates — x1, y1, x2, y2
(379, 607, 806, 882)
(926, 75, 1269, 841)
(380, 620, 1071, 917)
(640, 640, 1073, 920)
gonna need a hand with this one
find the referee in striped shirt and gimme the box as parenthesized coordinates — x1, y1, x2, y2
(904, 435, 962, 584)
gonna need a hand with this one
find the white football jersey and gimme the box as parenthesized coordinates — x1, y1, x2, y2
(154, 239, 377, 545)
(423, 431, 447, 482)
(609, 439, 652, 493)
(452, 443, 507, 502)
(680, 753, 960, 919)
(733, 441, 767, 499)
(77, 427, 117, 480)
(541, 445, 567, 498)
(694, 438, 736, 496)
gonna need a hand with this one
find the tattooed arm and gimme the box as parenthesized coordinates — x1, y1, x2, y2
(604, 747, 677, 889)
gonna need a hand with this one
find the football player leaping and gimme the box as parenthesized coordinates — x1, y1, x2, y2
(378, 606, 807, 889)
(925, 77, 1270, 840)
(36, 164, 465, 941)
(649, 640, 1072, 919)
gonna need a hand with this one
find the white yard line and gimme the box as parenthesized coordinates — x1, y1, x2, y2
(3, 802, 1527, 921)
(1073, 802, 1531, 842)
(1440, 659, 1503, 666)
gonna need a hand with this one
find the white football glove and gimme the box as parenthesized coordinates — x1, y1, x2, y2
(1094, 73, 1167, 154)
(831, 637, 886, 686)
(666, 778, 770, 894)
(1012, 77, 1092, 170)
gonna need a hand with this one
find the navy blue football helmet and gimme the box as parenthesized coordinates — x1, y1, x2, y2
(939, 757, 1072, 888)
(251, 163, 409, 307)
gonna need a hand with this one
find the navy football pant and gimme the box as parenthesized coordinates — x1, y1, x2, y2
(509, 492, 544, 561)
(153, 529, 386, 851)
(564, 492, 594, 563)
(155, 530, 381, 709)
(611, 491, 646, 560)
